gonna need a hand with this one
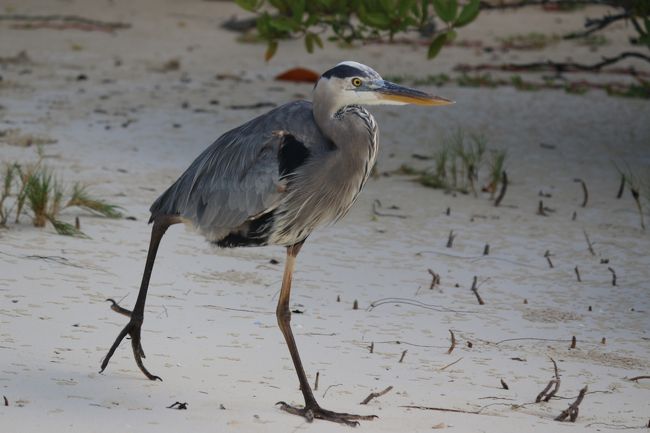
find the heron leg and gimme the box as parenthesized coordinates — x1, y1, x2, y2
(100, 216, 178, 381)
(275, 243, 377, 426)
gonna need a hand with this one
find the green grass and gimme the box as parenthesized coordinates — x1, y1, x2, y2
(0, 151, 122, 236)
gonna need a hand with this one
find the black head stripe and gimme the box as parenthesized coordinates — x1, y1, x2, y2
(321, 64, 367, 80)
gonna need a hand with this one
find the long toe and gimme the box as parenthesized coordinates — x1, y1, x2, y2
(277, 402, 376, 427)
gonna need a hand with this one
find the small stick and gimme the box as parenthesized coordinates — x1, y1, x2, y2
(428, 268, 440, 289)
(447, 329, 456, 354)
(400, 405, 479, 415)
(574, 178, 588, 207)
(601, 337, 606, 344)
(583, 230, 595, 256)
(616, 173, 625, 199)
(494, 171, 508, 207)
(439, 357, 463, 371)
(630, 188, 645, 230)
(75, 216, 80, 230)
(446, 230, 455, 248)
(628, 375, 650, 381)
(554, 386, 588, 422)
(483, 244, 490, 256)
(574, 266, 581, 282)
(399, 350, 408, 363)
(500, 379, 509, 390)
(322, 383, 342, 399)
(3, 395, 8, 406)
(369, 342, 374, 354)
(536, 357, 560, 402)
(470, 276, 484, 305)
(537, 200, 547, 216)
(607, 267, 617, 286)
(360, 386, 393, 405)
(570, 336, 577, 349)
(336, 295, 340, 302)
(445, 207, 450, 216)
(353, 299, 359, 310)
(166, 401, 188, 409)
(572, 211, 577, 221)
(314, 371, 319, 391)
(544, 250, 554, 268)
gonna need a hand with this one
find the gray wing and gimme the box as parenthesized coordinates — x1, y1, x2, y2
(149, 100, 330, 239)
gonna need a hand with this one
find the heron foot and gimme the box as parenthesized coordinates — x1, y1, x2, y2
(276, 401, 377, 427)
(100, 301, 161, 381)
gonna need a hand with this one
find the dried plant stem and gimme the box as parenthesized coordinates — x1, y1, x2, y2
(574, 266, 581, 282)
(447, 329, 456, 354)
(544, 250, 554, 268)
(536, 357, 561, 403)
(446, 230, 455, 248)
(399, 350, 408, 363)
(583, 230, 596, 256)
(360, 386, 393, 405)
(471, 276, 485, 305)
(574, 178, 588, 207)
(607, 267, 617, 286)
(554, 386, 588, 422)
(630, 188, 645, 230)
(494, 171, 508, 207)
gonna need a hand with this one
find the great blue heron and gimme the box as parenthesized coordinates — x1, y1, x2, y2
(100, 61, 452, 425)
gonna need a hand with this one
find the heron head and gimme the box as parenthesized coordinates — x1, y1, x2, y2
(315, 61, 454, 109)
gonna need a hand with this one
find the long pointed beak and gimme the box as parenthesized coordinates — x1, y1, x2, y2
(374, 80, 454, 106)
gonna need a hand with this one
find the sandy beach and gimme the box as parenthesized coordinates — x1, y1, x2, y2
(1, 0, 649, 431)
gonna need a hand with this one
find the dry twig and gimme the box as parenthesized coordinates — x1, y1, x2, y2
(574, 178, 588, 207)
(471, 276, 485, 305)
(607, 267, 617, 286)
(554, 386, 588, 422)
(399, 350, 408, 363)
(446, 230, 455, 248)
(583, 230, 596, 256)
(494, 171, 508, 207)
(447, 329, 456, 354)
(536, 357, 561, 402)
(360, 386, 393, 405)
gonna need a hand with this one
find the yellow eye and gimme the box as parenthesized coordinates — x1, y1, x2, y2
(351, 77, 362, 87)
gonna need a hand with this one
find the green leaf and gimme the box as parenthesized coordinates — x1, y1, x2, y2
(432, 0, 458, 23)
(445, 29, 457, 42)
(312, 33, 323, 48)
(428, 33, 447, 59)
(305, 33, 315, 53)
(268, 16, 296, 33)
(291, 0, 306, 23)
(265, 41, 278, 61)
(455, 0, 480, 27)
(235, 0, 260, 12)
(360, 11, 392, 29)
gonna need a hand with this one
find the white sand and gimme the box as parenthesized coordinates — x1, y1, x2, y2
(1, 1, 649, 432)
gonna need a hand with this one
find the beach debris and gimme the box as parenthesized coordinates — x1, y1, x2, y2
(447, 330, 456, 354)
(601, 337, 606, 344)
(428, 269, 441, 289)
(570, 336, 577, 349)
(471, 276, 485, 305)
(0, 14, 130, 33)
(500, 379, 509, 390)
(269, 258, 279, 264)
(467, 341, 473, 348)
(628, 375, 650, 382)
(572, 211, 577, 221)
(275, 67, 320, 83)
(537, 200, 548, 216)
(401, 404, 479, 415)
(321, 383, 342, 399)
(494, 171, 508, 206)
(607, 267, 617, 286)
(369, 342, 374, 353)
(544, 250, 554, 268)
(336, 295, 340, 302)
(483, 244, 490, 255)
(166, 401, 188, 409)
(3, 395, 7, 406)
(352, 299, 359, 310)
(372, 199, 408, 218)
(574, 178, 588, 207)
(536, 357, 560, 403)
(360, 386, 393, 405)
(574, 266, 581, 282)
(439, 357, 463, 371)
(314, 371, 319, 391)
(554, 386, 587, 422)
(398, 350, 408, 363)
(446, 230, 455, 248)
(445, 207, 450, 215)
(583, 230, 596, 256)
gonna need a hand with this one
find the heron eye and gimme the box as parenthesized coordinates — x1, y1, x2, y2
(351, 78, 362, 87)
